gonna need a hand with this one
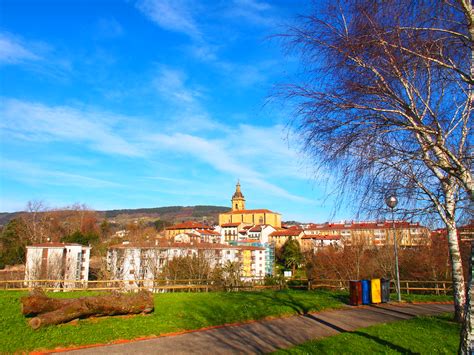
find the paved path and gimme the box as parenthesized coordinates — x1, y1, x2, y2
(61, 303, 452, 354)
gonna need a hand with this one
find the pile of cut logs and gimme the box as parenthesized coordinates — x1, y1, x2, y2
(21, 288, 154, 329)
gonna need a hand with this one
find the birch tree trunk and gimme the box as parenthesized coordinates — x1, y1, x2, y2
(459, 242, 473, 354)
(447, 223, 466, 322)
(459, 1, 473, 352)
(444, 182, 466, 323)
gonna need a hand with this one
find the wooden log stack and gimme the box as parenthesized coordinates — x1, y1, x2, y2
(21, 288, 154, 329)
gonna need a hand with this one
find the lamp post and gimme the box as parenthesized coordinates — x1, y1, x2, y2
(385, 193, 401, 302)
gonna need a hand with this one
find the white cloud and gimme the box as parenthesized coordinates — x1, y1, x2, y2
(0, 32, 41, 64)
(136, 0, 201, 40)
(145, 132, 312, 203)
(227, 0, 276, 26)
(0, 98, 143, 157)
(153, 67, 201, 104)
(1, 95, 313, 204)
(1, 159, 121, 189)
(152, 66, 228, 132)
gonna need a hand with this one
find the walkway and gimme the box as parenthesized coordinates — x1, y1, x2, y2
(60, 303, 452, 354)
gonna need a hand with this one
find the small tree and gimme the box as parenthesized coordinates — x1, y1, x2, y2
(0, 219, 28, 268)
(61, 231, 99, 246)
(279, 239, 304, 275)
(217, 261, 243, 291)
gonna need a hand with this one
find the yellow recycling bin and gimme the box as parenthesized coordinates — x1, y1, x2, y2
(371, 278, 382, 304)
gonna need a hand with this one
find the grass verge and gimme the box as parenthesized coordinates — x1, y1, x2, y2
(274, 313, 459, 354)
(0, 289, 345, 352)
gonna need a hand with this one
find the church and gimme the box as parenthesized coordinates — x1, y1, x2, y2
(218, 182, 282, 228)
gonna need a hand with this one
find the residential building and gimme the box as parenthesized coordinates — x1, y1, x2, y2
(164, 221, 213, 239)
(24, 243, 91, 289)
(216, 222, 247, 243)
(107, 240, 266, 289)
(229, 239, 275, 276)
(458, 220, 474, 242)
(300, 234, 342, 252)
(243, 224, 276, 243)
(303, 221, 429, 247)
(268, 228, 304, 248)
(174, 228, 223, 244)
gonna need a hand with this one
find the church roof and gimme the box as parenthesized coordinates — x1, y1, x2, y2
(223, 209, 280, 215)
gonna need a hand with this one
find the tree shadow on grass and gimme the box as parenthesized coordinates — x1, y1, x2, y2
(305, 313, 416, 354)
(257, 290, 312, 315)
(325, 292, 350, 305)
(351, 331, 417, 354)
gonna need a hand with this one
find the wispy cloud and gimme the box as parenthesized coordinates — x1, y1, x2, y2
(145, 132, 311, 203)
(152, 66, 227, 132)
(0, 32, 41, 64)
(228, 0, 276, 26)
(1, 95, 312, 204)
(153, 66, 201, 104)
(136, 0, 201, 40)
(1, 159, 121, 189)
(0, 98, 143, 157)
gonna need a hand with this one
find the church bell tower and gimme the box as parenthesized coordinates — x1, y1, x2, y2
(231, 181, 246, 211)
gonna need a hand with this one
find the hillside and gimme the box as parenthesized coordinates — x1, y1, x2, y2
(100, 205, 230, 225)
(0, 205, 230, 227)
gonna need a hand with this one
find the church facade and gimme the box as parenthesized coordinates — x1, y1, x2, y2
(218, 182, 282, 228)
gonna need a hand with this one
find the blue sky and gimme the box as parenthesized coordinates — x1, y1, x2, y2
(0, 0, 350, 222)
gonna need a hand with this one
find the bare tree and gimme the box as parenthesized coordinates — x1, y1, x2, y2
(277, 0, 472, 339)
(22, 201, 48, 244)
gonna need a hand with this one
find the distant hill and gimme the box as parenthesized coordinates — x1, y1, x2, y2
(101, 205, 230, 224)
(0, 212, 22, 226)
(0, 205, 231, 227)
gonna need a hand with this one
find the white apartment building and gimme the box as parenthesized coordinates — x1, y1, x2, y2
(24, 243, 91, 289)
(107, 239, 266, 290)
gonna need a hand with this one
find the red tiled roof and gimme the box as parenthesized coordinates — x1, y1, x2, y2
(221, 223, 241, 227)
(28, 243, 88, 248)
(287, 225, 303, 230)
(222, 209, 280, 215)
(248, 225, 262, 232)
(269, 229, 302, 237)
(301, 234, 342, 240)
(304, 221, 424, 231)
(195, 229, 221, 236)
(165, 221, 212, 230)
(109, 241, 240, 250)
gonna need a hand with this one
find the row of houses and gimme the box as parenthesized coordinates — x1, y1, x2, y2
(164, 219, 430, 250)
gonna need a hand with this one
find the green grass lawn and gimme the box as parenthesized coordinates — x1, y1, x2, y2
(274, 313, 459, 354)
(391, 293, 452, 303)
(0, 289, 454, 353)
(0, 289, 346, 352)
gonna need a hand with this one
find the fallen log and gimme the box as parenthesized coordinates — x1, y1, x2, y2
(22, 290, 154, 329)
(21, 288, 75, 316)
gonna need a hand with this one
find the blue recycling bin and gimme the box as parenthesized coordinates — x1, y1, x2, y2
(361, 279, 371, 305)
